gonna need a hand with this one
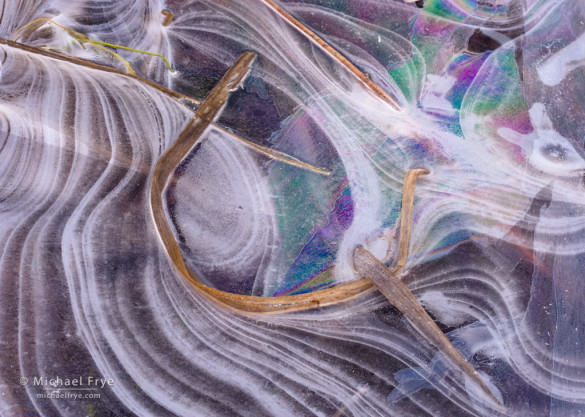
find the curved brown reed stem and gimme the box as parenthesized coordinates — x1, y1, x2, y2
(149, 56, 424, 315)
(259, 0, 402, 111)
(149, 57, 425, 315)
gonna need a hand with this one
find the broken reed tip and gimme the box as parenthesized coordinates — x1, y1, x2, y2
(352, 245, 505, 409)
(162, 10, 174, 27)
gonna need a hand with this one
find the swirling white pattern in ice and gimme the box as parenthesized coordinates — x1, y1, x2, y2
(0, 0, 585, 416)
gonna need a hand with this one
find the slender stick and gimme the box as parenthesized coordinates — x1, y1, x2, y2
(213, 125, 330, 176)
(394, 168, 429, 275)
(0, 38, 198, 106)
(352, 246, 504, 408)
(259, 0, 402, 111)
